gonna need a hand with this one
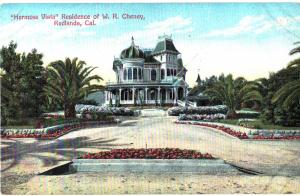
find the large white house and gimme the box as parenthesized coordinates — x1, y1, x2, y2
(105, 35, 188, 106)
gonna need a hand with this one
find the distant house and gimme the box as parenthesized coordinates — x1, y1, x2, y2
(85, 91, 105, 106)
(187, 74, 210, 106)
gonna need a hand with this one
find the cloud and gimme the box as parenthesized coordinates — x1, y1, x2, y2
(203, 15, 300, 38)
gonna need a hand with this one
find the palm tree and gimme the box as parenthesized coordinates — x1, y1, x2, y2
(272, 42, 300, 109)
(204, 74, 262, 118)
(45, 57, 104, 118)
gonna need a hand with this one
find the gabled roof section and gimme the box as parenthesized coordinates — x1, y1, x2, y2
(173, 77, 188, 87)
(152, 38, 180, 55)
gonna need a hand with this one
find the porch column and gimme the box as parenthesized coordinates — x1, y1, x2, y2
(132, 88, 136, 104)
(119, 88, 122, 103)
(166, 89, 168, 103)
(157, 87, 161, 104)
(173, 87, 177, 105)
(145, 88, 148, 104)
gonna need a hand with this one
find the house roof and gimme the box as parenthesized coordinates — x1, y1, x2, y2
(188, 85, 209, 101)
(120, 37, 145, 59)
(113, 59, 123, 71)
(196, 74, 201, 83)
(152, 38, 180, 55)
(144, 50, 161, 64)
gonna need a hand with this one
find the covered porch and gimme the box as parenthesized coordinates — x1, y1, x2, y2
(105, 85, 186, 106)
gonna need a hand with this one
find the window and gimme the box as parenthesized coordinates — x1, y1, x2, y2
(151, 69, 156, 81)
(174, 69, 177, 76)
(133, 68, 137, 80)
(160, 55, 162, 61)
(171, 69, 173, 76)
(169, 90, 173, 99)
(128, 68, 132, 80)
(138, 68, 142, 80)
(161, 69, 165, 80)
(129, 89, 132, 100)
(167, 68, 170, 76)
(123, 69, 127, 80)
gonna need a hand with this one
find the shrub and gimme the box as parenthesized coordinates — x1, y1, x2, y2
(76, 104, 135, 116)
(167, 105, 228, 116)
(178, 113, 226, 121)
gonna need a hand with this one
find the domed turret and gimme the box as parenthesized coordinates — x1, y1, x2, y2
(120, 37, 144, 59)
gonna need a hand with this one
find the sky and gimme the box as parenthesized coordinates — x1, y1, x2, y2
(0, 3, 300, 86)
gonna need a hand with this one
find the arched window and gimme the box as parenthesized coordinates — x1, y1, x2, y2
(174, 69, 177, 76)
(151, 69, 156, 81)
(171, 69, 174, 76)
(123, 69, 127, 80)
(128, 68, 132, 80)
(133, 68, 137, 80)
(167, 68, 170, 76)
(161, 69, 165, 80)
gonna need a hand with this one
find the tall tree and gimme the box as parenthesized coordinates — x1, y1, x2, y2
(204, 74, 262, 118)
(45, 57, 104, 118)
(1, 41, 46, 125)
(272, 42, 300, 110)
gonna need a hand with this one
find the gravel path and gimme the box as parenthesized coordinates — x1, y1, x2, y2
(1, 109, 300, 194)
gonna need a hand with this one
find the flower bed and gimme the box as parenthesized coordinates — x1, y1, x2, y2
(175, 120, 300, 140)
(80, 148, 214, 159)
(178, 114, 226, 121)
(0, 120, 117, 140)
(168, 105, 228, 116)
(175, 121, 248, 139)
(76, 104, 135, 116)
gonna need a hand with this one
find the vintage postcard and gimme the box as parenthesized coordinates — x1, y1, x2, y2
(1, 2, 300, 194)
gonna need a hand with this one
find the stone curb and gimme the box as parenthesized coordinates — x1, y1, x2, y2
(70, 159, 240, 174)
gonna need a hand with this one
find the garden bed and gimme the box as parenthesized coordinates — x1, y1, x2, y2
(0, 120, 118, 140)
(80, 148, 214, 159)
(69, 148, 243, 174)
(76, 104, 137, 116)
(175, 120, 300, 140)
(167, 105, 228, 116)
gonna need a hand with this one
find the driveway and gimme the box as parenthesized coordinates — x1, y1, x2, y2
(1, 109, 300, 194)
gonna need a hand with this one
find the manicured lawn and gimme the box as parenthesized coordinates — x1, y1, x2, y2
(219, 119, 300, 130)
(2, 117, 81, 129)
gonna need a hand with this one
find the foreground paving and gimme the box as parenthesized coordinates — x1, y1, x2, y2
(1, 110, 300, 194)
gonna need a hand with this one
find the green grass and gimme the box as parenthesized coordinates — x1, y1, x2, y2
(2, 125, 36, 129)
(219, 119, 300, 130)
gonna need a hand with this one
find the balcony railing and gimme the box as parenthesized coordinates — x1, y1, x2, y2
(106, 78, 177, 85)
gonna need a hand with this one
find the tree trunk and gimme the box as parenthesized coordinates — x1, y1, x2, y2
(64, 103, 76, 118)
(227, 110, 237, 119)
